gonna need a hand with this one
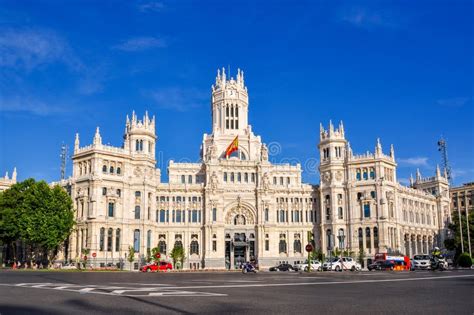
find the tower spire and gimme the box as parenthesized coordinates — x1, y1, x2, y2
(74, 133, 80, 152)
(93, 127, 102, 145)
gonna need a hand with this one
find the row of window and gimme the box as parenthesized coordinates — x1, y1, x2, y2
(156, 209, 202, 223)
(277, 197, 317, 204)
(276, 210, 317, 223)
(402, 210, 435, 226)
(225, 104, 239, 130)
(158, 196, 202, 203)
(223, 172, 257, 183)
(322, 146, 344, 160)
(135, 139, 153, 153)
(180, 174, 205, 184)
(273, 176, 291, 186)
(356, 168, 376, 181)
(99, 228, 121, 252)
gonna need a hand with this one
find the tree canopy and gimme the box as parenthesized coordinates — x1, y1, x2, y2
(0, 178, 75, 265)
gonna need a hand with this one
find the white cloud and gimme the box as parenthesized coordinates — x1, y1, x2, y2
(339, 7, 397, 29)
(0, 28, 81, 71)
(437, 97, 470, 107)
(113, 36, 167, 52)
(146, 87, 207, 112)
(397, 157, 429, 167)
(138, 1, 165, 13)
(0, 95, 72, 116)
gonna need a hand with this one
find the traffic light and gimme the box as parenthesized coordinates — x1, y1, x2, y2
(307, 231, 315, 248)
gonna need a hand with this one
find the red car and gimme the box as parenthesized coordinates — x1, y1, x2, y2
(140, 261, 173, 272)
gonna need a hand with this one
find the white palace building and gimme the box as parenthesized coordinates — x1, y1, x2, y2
(65, 68, 451, 270)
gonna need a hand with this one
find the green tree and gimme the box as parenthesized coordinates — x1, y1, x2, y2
(170, 245, 185, 269)
(127, 246, 136, 271)
(0, 179, 75, 266)
(151, 247, 161, 263)
(445, 210, 474, 260)
(357, 248, 366, 267)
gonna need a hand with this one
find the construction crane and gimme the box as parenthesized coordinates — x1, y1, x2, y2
(60, 143, 68, 180)
(437, 137, 452, 184)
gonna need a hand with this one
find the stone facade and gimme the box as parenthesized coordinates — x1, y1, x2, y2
(0, 168, 17, 192)
(65, 68, 451, 269)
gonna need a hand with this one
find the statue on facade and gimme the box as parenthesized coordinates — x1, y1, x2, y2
(261, 144, 268, 161)
(210, 172, 218, 191)
(263, 173, 270, 191)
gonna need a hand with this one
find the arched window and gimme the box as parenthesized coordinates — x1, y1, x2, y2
(102, 165, 107, 173)
(174, 240, 183, 249)
(99, 227, 105, 251)
(190, 240, 199, 255)
(110, 166, 114, 173)
(358, 228, 363, 249)
(139, 140, 143, 151)
(115, 228, 121, 252)
(107, 228, 113, 251)
(293, 239, 302, 253)
(133, 229, 140, 252)
(363, 168, 368, 180)
(279, 234, 287, 253)
(365, 227, 371, 250)
(370, 168, 375, 179)
(159, 240, 167, 254)
(116, 167, 121, 175)
(135, 206, 141, 219)
(135, 140, 140, 151)
(223, 172, 228, 182)
(374, 227, 379, 249)
(135, 191, 141, 197)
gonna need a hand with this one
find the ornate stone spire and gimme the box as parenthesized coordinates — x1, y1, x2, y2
(93, 127, 102, 145)
(375, 138, 382, 156)
(436, 164, 441, 178)
(346, 141, 353, 158)
(416, 168, 421, 182)
(339, 120, 345, 137)
(390, 144, 395, 160)
(12, 167, 17, 182)
(410, 174, 414, 186)
(74, 133, 80, 152)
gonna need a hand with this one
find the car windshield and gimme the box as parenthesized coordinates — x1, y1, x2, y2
(326, 258, 339, 262)
(414, 255, 429, 260)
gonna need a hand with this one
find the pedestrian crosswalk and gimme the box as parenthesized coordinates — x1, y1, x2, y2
(5, 282, 227, 297)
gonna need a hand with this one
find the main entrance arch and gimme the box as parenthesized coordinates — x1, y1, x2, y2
(223, 200, 256, 270)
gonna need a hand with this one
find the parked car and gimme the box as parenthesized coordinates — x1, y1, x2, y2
(412, 255, 431, 270)
(140, 261, 173, 272)
(269, 263, 295, 272)
(294, 260, 322, 272)
(322, 257, 361, 271)
(368, 260, 395, 271)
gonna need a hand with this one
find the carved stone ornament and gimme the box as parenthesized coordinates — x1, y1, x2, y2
(263, 173, 270, 191)
(225, 199, 255, 225)
(335, 171, 343, 181)
(133, 167, 142, 177)
(322, 171, 331, 183)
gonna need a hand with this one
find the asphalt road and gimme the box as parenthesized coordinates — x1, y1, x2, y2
(0, 269, 473, 314)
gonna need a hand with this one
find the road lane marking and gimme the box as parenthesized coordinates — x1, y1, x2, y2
(148, 290, 227, 297)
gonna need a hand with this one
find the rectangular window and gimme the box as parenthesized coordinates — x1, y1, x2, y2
(108, 202, 114, 217)
(133, 229, 140, 252)
(188, 175, 192, 184)
(244, 173, 248, 182)
(159, 210, 165, 222)
(176, 210, 182, 223)
(135, 206, 140, 220)
(224, 172, 227, 182)
(326, 208, 331, 220)
(102, 187, 107, 196)
(212, 208, 217, 222)
(364, 204, 370, 218)
(212, 241, 217, 252)
(338, 207, 343, 219)
(264, 208, 269, 222)
(192, 210, 198, 223)
(265, 240, 269, 251)
(251, 173, 255, 182)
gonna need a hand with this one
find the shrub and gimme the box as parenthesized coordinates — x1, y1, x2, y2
(457, 253, 473, 268)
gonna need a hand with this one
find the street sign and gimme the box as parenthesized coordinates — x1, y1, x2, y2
(305, 244, 313, 253)
(92, 252, 97, 258)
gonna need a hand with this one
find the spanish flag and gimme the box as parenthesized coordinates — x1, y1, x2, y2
(225, 136, 239, 158)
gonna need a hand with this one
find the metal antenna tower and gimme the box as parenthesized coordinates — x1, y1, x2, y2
(437, 137, 452, 184)
(60, 143, 68, 180)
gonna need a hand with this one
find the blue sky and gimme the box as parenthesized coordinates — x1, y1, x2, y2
(0, 0, 472, 186)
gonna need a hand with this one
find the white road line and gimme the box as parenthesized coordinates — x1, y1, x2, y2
(148, 290, 227, 297)
(109, 282, 174, 286)
(152, 274, 474, 290)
